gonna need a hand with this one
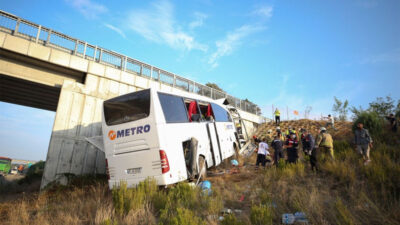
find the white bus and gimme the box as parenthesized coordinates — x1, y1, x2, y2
(102, 88, 240, 188)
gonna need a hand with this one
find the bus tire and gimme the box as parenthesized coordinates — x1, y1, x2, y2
(198, 156, 207, 180)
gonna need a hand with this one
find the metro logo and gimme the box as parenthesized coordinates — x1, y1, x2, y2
(108, 124, 151, 141)
(108, 130, 116, 140)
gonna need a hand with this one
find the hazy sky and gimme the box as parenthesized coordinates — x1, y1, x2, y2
(0, 0, 399, 160)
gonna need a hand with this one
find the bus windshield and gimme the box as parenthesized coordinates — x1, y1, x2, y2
(0, 159, 11, 164)
(104, 89, 151, 126)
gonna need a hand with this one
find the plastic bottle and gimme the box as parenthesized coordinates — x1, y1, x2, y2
(294, 212, 309, 223)
(282, 213, 295, 224)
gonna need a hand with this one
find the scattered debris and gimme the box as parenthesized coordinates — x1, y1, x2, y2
(234, 209, 242, 214)
(282, 213, 296, 224)
(221, 208, 232, 214)
(207, 170, 226, 177)
(239, 194, 245, 202)
(294, 212, 309, 223)
(199, 180, 212, 196)
(231, 159, 239, 166)
(282, 212, 309, 224)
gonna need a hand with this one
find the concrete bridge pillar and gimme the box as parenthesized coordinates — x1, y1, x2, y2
(41, 74, 140, 188)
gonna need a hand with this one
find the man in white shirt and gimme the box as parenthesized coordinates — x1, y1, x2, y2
(256, 138, 270, 168)
(325, 114, 336, 130)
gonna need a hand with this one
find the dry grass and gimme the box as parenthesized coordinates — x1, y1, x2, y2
(1, 121, 400, 224)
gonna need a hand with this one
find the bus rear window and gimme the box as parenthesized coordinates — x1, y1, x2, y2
(104, 89, 150, 126)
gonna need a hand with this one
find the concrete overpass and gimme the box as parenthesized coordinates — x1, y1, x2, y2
(0, 11, 265, 188)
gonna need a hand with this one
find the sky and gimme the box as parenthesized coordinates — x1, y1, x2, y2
(0, 0, 399, 160)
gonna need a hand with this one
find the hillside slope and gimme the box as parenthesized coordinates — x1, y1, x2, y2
(254, 119, 353, 141)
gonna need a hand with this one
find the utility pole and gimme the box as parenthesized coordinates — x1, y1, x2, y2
(272, 104, 274, 121)
(287, 106, 289, 121)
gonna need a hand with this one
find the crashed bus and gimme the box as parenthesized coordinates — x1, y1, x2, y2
(101, 88, 241, 188)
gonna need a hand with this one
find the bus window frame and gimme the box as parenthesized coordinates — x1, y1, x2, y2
(157, 92, 190, 124)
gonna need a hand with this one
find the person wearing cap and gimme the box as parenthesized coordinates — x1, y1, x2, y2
(285, 131, 299, 163)
(285, 126, 292, 138)
(274, 108, 281, 125)
(276, 127, 285, 141)
(253, 135, 261, 144)
(354, 122, 373, 164)
(315, 127, 334, 160)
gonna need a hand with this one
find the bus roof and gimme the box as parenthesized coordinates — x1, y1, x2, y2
(155, 88, 229, 108)
(0, 157, 12, 161)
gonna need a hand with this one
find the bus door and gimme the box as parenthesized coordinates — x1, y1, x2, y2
(198, 102, 221, 167)
(206, 122, 222, 166)
(210, 103, 235, 159)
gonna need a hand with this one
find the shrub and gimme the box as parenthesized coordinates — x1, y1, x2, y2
(334, 199, 355, 225)
(352, 111, 383, 138)
(18, 161, 45, 184)
(280, 162, 305, 179)
(112, 179, 157, 216)
(220, 214, 244, 225)
(159, 207, 205, 225)
(333, 140, 355, 160)
(250, 204, 273, 225)
(321, 161, 356, 186)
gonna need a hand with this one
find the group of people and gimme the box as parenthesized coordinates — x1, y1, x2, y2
(254, 121, 374, 170)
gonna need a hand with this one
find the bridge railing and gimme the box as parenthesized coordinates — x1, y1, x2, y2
(0, 10, 260, 115)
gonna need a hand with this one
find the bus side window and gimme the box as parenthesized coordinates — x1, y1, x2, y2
(198, 103, 210, 121)
(210, 103, 231, 122)
(158, 93, 189, 123)
(187, 101, 200, 122)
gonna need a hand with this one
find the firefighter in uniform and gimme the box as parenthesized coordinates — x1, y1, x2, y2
(315, 127, 334, 160)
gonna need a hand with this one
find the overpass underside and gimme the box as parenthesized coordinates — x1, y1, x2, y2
(0, 74, 60, 111)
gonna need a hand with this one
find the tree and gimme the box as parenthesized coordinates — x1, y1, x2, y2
(352, 111, 384, 138)
(368, 96, 395, 117)
(205, 83, 224, 92)
(332, 97, 349, 121)
(304, 106, 312, 119)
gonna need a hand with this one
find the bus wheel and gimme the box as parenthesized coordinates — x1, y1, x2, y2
(198, 156, 207, 180)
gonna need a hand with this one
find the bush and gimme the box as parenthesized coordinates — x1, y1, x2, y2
(159, 207, 205, 225)
(334, 199, 355, 225)
(112, 179, 157, 216)
(333, 140, 353, 160)
(220, 214, 244, 225)
(250, 204, 273, 225)
(18, 161, 45, 184)
(352, 111, 384, 138)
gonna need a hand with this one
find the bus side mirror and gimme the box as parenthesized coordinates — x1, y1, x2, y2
(191, 114, 201, 122)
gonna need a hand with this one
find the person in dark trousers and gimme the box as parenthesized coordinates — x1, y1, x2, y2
(386, 114, 398, 132)
(285, 132, 299, 163)
(256, 138, 270, 169)
(302, 129, 317, 171)
(274, 108, 281, 125)
(271, 133, 284, 167)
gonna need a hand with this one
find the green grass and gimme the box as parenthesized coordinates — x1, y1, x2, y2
(1, 128, 400, 224)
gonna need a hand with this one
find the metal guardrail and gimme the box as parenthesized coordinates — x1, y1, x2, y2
(0, 10, 259, 114)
